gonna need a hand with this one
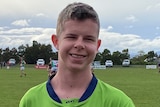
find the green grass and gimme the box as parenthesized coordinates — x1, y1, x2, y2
(0, 65, 48, 107)
(0, 65, 160, 107)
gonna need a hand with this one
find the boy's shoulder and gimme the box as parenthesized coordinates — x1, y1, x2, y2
(95, 79, 135, 106)
(97, 79, 133, 100)
(24, 81, 47, 96)
(97, 79, 126, 95)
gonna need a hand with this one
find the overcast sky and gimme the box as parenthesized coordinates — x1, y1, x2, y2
(0, 0, 160, 56)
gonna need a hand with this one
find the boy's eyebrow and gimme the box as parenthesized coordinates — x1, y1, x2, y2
(85, 35, 96, 38)
(65, 33, 77, 36)
(85, 35, 98, 38)
(66, 33, 97, 38)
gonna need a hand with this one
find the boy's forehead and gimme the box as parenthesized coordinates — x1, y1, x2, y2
(63, 19, 99, 31)
(63, 19, 99, 29)
(59, 20, 99, 38)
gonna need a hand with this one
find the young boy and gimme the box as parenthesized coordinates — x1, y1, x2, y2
(47, 63, 52, 77)
(47, 58, 58, 77)
(20, 57, 26, 77)
(19, 2, 135, 107)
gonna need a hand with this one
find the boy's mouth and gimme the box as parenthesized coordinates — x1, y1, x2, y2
(70, 54, 86, 58)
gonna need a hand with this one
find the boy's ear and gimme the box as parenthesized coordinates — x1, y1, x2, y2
(97, 39, 101, 50)
(95, 39, 101, 54)
(51, 34, 58, 50)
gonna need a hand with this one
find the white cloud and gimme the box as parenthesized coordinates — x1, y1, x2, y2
(36, 13, 48, 17)
(99, 30, 160, 54)
(155, 3, 160, 8)
(11, 19, 30, 27)
(0, 0, 158, 20)
(0, 26, 9, 31)
(0, 27, 56, 51)
(156, 26, 160, 30)
(0, 27, 42, 35)
(106, 26, 113, 31)
(0, 27, 4, 30)
(146, 2, 160, 11)
(125, 15, 138, 23)
(0, 27, 160, 55)
(0, 0, 160, 55)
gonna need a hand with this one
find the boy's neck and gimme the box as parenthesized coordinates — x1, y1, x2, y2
(50, 69, 93, 99)
(52, 69, 92, 86)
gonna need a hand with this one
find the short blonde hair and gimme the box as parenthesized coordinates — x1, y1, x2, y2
(56, 2, 100, 36)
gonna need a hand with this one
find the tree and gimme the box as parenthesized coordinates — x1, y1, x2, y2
(147, 51, 155, 61)
(138, 50, 145, 56)
(0, 48, 3, 61)
(25, 41, 54, 64)
(95, 52, 101, 62)
(2, 47, 12, 62)
(112, 51, 122, 65)
(145, 51, 157, 64)
(131, 51, 147, 65)
(101, 49, 111, 64)
(121, 49, 130, 60)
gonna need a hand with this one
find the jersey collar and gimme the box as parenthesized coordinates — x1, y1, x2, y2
(46, 74, 98, 103)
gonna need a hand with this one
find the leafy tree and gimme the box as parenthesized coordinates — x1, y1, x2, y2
(2, 47, 12, 62)
(131, 51, 147, 65)
(121, 49, 130, 60)
(1, 42, 159, 66)
(112, 51, 122, 65)
(101, 49, 111, 64)
(95, 52, 101, 62)
(131, 55, 147, 65)
(25, 41, 54, 64)
(145, 51, 158, 64)
(0, 48, 3, 61)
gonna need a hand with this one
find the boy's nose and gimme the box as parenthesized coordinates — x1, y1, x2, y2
(74, 38, 85, 50)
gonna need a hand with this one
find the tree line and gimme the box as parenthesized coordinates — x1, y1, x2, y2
(0, 40, 159, 65)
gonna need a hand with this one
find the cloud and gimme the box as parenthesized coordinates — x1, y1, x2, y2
(125, 15, 138, 23)
(0, 0, 160, 55)
(146, 2, 160, 11)
(0, 27, 160, 55)
(106, 26, 113, 31)
(0, 27, 56, 51)
(0, 27, 4, 30)
(99, 30, 160, 54)
(156, 26, 160, 30)
(155, 3, 160, 8)
(11, 19, 30, 27)
(36, 13, 48, 17)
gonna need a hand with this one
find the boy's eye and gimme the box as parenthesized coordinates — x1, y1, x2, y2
(68, 36, 76, 38)
(66, 36, 76, 39)
(85, 38, 95, 42)
(65, 34, 77, 39)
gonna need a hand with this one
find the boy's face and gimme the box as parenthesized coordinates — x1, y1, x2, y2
(52, 19, 101, 71)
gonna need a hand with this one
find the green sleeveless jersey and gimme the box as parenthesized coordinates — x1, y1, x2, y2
(19, 75, 135, 107)
(20, 60, 25, 67)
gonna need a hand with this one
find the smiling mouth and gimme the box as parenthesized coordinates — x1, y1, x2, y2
(70, 54, 86, 58)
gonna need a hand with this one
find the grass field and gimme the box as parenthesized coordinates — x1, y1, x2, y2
(0, 65, 160, 107)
